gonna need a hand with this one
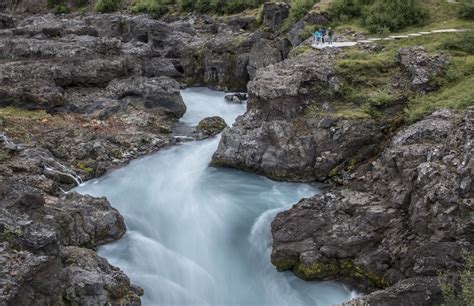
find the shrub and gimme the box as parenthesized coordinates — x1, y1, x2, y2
(329, 0, 429, 33)
(458, 0, 474, 20)
(96, 0, 121, 12)
(290, 0, 319, 20)
(53, 4, 70, 13)
(363, 0, 428, 33)
(439, 254, 474, 305)
(130, 0, 170, 17)
(329, 0, 372, 20)
(132, 0, 266, 16)
(441, 31, 474, 55)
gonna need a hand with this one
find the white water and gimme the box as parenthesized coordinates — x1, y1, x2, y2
(76, 88, 355, 306)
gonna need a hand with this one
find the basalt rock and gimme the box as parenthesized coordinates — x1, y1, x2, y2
(271, 108, 474, 304)
(195, 116, 227, 138)
(396, 46, 449, 92)
(0, 176, 141, 305)
(262, 2, 290, 32)
(224, 93, 248, 104)
(106, 76, 186, 118)
(212, 50, 383, 181)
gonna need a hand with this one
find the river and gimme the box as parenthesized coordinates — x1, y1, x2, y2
(75, 87, 356, 306)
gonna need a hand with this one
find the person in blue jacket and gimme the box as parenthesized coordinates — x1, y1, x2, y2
(314, 30, 322, 45)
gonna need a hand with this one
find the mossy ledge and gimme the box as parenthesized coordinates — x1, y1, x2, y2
(274, 257, 390, 290)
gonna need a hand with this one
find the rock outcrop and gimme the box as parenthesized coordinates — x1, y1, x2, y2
(212, 50, 383, 181)
(0, 176, 141, 305)
(262, 2, 290, 32)
(396, 46, 450, 92)
(195, 116, 227, 138)
(271, 108, 474, 304)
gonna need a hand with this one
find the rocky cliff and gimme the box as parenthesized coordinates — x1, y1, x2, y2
(272, 108, 473, 304)
(211, 49, 384, 181)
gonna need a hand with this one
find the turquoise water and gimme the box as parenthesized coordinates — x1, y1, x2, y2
(76, 88, 356, 306)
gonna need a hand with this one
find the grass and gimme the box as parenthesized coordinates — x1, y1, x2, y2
(329, 0, 474, 35)
(304, 26, 474, 122)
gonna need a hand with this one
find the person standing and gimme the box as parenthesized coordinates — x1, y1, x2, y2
(320, 27, 327, 44)
(328, 27, 334, 45)
(314, 30, 322, 45)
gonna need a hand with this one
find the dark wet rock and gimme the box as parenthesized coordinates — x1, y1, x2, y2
(0, 14, 15, 29)
(195, 116, 227, 138)
(396, 46, 449, 92)
(60, 246, 142, 306)
(0, 80, 65, 109)
(16, 192, 45, 209)
(106, 76, 186, 118)
(212, 50, 383, 181)
(247, 38, 291, 80)
(142, 57, 183, 78)
(224, 93, 248, 104)
(343, 277, 443, 306)
(227, 16, 258, 31)
(271, 108, 474, 302)
(55, 192, 126, 248)
(263, 2, 290, 32)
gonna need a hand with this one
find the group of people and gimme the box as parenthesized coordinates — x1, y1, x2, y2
(314, 27, 334, 45)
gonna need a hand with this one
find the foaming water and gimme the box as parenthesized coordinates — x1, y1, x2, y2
(76, 88, 355, 306)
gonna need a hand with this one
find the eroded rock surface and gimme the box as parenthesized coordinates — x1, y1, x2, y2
(212, 50, 383, 181)
(271, 109, 474, 304)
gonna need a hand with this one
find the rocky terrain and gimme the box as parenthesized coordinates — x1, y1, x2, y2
(0, 0, 472, 305)
(212, 46, 448, 181)
(0, 7, 298, 304)
(212, 37, 473, 303)
(272, 108, 473, 304)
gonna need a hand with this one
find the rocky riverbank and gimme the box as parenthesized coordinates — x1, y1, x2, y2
(1, 1, 473, 305)
(0, 9, 293, 304)
(211, 33, 473, 304)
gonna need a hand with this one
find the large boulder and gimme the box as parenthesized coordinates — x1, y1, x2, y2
(195, 116, 227, 138)
(271, 108, 474, 303)
(212, 50, 383, 181)
(106, 76, 186, 118)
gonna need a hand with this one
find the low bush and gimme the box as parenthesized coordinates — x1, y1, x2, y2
(363, 0, 428, 33)
(458, 0, 474, 20)
(290, 0, 319, 20)
(329, 0, 429, 33)
(96, 0, 121, 12)
(131, 0, 267, 16)
(441, 31, 474, 55)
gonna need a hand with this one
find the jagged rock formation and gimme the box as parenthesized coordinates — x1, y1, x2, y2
(271, 109, 474, 304)
(212, 50, 383, 181)
(212, 45, 450, 182)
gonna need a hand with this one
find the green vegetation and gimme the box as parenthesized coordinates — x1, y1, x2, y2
(329, 0, 428, 33)
(281, 0, 319, 32)
(130, 0, 268, 17)
(441, 31, 474, 54)
(53, 4, 70, 14)
(304, 25, 474, 122)
(294, 259, 389, 289)
(95, 0, 121, 13)
(459, 0, 474, 20)
(290, 0, 319, 20)
(440, 253, 474, 305)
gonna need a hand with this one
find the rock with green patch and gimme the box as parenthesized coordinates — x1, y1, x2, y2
(195, 116, 227, 138)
